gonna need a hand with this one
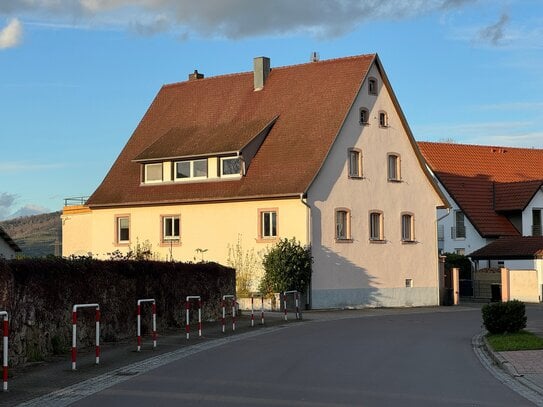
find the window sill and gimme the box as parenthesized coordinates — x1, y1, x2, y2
(369, 239, 386, 244)
(160, 240, 181, 247)
(401, 240, 417, 244)
(359, 122, 370, 126)
(348, 175, 364, 180)
(115, 242, 130, 247)
(335, 238, 353, 243)
(256, 237, 279, 244)
(387, 179, 402, 183)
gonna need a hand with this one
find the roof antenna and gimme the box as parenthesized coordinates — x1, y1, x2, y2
(310, 51, 320, 62)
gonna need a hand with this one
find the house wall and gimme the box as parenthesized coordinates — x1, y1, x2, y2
(522, 189, 543, 236)
(308, 62, 444, 309)
(435, 181, 488, 255)
(509, 269, 540, 303)
(63, 198, 307, 289)
(0, 238, 16, 259)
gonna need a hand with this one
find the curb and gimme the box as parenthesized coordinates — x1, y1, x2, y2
(476, 332, 543, 404)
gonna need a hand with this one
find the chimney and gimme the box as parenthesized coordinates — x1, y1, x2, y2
(253, 56, 270, 91)
(188, 69, 204, 81)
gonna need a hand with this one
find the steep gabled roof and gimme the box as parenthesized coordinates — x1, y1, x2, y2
(418, 142, 543, 237)
(0, 225, 21, 253)
(87, 54, 377, 207)
(470, 236, 543, 260)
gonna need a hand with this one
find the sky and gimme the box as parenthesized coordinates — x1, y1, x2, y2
(1, 0, 543, 219)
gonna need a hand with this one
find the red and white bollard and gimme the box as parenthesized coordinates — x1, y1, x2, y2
(71, 303, 100, 371)
(186, 296, 202, 340)
(283, 291, 302, 321)
(250, 293, 264, 327)
(137, 298, 157, 351)
(0, 311, 8, 391)
(221, 295, 236, 333)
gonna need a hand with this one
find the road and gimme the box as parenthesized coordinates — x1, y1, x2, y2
(70, 307, 534, 407)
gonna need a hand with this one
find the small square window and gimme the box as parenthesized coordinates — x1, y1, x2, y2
(144, 163, 163, 183)
(221, 157, 241, 177)
(405, 279, 413, 288)
(359, 108, 369, 125)
(175, 161, 191, 179)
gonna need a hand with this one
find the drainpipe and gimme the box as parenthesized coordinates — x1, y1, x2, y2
(300, 193, 312, 308)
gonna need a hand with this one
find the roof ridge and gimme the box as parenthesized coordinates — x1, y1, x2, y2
(418, 140, 543, 152)
(162, 53, 377, 90)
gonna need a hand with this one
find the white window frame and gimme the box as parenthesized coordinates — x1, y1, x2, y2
(162, 216, 180, 241)
(220, 156, 242, 178)
(260, 211, 277, 239)
(453, 211, 466, 239)
(348, 148, 362, 178)
(369, 211, 384, 241)
(387, 154, 401, 182)
(144, 163, 163, 183)
(335, 208, 351, 241)
(116, 216, 130, 244)
(401, 213, 415, 242)
(174, 159, 208, 181)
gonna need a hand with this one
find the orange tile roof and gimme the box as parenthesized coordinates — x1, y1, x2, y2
(87, 54, 376, 207)
(470, 236, 543, 259)
(418, 142, 543, 237)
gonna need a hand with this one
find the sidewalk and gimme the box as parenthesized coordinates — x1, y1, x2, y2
(481, 304, 543, 401)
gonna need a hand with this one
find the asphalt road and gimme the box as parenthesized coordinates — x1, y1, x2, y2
(70, 308, 534, 407)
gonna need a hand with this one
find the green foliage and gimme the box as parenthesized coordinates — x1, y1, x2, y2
(444, 252, 472, 280)
(486, 330, 543, 351)
(108, 238, 156, 261)
(259, 238, 312, 294)
(482, 300, 527, 334)
(227, 235, 259, 297)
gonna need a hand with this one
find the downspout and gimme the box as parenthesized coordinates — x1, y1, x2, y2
(300, 193, 312, 309)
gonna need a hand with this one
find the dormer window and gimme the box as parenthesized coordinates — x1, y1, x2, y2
(175, 159, 208, 181)
(368, 77, 378, 95)
(359, 108, 369, 125)
(144, 163, 163, 183)
(221, 157, 242, 177)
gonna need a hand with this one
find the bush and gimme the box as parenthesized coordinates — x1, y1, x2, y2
(259, 238, 312, 294)
(482, 300, 527, 334)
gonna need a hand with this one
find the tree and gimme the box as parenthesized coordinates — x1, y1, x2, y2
(259, 238, 312, 294)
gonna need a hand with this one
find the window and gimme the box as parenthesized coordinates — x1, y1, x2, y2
(369, 211, 384, 241)
(335, 209, 351, 241)
(368, 77, 378, 95)
(162, 216, 180, 241)
(116, 216, 130, 244)
(405, 279, 413, 288)
(175, 159, 208, 180)
(401, 213, 414, 242)
(533, 209, 542, 236)
(259, 210, 278, 240)
(453, 211, 466, 239)
(455, 248, 465, 256)
(221, 157, 242, 177)
(359, 108, 369, 125)
(379, 111, 388, 127)
(144, 163, 163, 183)
(348, 148, 362, 178)
(387, 154, 401, 181)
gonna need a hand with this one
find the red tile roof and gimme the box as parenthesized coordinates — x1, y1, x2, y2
(87, 54, 377, 207)
(418, 142, 543, 237)
(470, 236, 543, 259)
(494, 180, 543, 211)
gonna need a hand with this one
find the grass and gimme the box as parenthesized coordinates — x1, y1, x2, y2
(486, 330, 543, 351)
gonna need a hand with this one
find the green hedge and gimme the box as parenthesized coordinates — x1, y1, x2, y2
(482, 300, 527, 334)
(0, 258, 234, 365)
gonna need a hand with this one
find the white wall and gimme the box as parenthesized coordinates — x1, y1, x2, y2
(522, 189, 543, 236)
(435, 180, 488, 255)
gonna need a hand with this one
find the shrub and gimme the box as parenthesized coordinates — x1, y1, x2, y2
(259, 238, 312, 294)
(482, 300, 527, 334)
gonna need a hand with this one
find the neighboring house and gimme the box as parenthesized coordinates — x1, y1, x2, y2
(418, 142, 543, 257)
(0, 225, 21, 259)
(63, 54, 447, 309)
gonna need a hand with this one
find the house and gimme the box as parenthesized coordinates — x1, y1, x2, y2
(418, 142, 543, 301)
(62, 53, 448, 309)
(0, 225, 21, 259)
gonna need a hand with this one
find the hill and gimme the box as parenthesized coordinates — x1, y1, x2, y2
(0, 212, 62, 257)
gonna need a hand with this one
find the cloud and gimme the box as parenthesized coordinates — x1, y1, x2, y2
(0, 18, 22, 49)
(477, 12, 509, 46)
(0, 192, 18, 220)
(0, 0, 476, 39)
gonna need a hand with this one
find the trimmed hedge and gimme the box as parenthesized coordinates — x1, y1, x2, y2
(0, 258, 234, 365)
(482, 300, 527, 334)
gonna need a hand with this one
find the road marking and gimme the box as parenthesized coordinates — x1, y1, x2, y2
(17, 326, 286, 407)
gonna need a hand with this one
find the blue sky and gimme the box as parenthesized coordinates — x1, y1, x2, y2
(1, 0, 542, 219)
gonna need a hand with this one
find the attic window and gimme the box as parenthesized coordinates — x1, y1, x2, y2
(359, 108, 369, 125)
(175, 159, 208, 181)
(379, 111, 389, 128)
(144, 163, 163, 183)
(221, 157, 242, 177)
(368, 77, 378, 95)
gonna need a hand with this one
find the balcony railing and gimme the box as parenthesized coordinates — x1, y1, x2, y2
(533, 224, 542, 236)
(451, 226, 466, 239)
(64, 196, 89, 206)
